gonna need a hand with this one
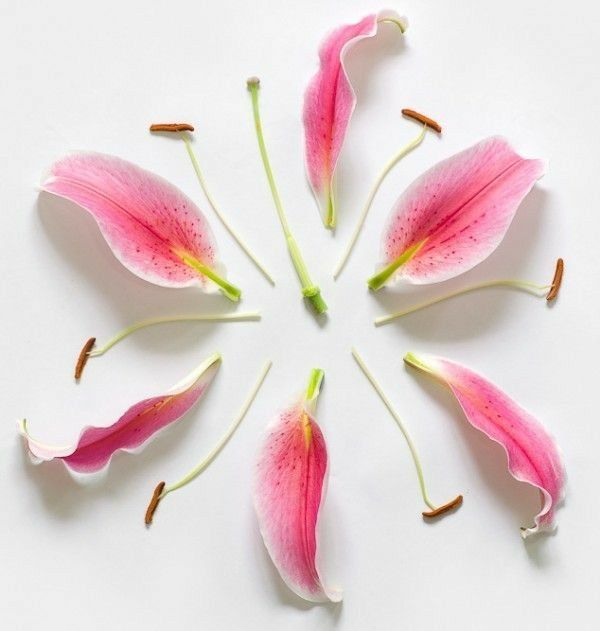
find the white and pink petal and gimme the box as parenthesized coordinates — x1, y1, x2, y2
(369, 137, 545, 289)
(19, 353, 221, 474)
(42, 153, 240, 300)
(405, 352, 565, 537)
(303, 11, 407, 227)
(254, 373, 341, 602)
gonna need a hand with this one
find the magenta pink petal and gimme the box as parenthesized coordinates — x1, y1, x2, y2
(19, 353, 221, 474)
(41, 153, 240, 300)
(303, 10, 406, 228)
(254, 395, 340, 602)
(405, 353, 565, 537)
(369, 137, 545, 289)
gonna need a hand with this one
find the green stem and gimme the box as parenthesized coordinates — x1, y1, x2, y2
(88, 312, 260, 357)
(325, 189, 336, 229)
(305, 368, 324, 414)
(374, 280, 551, 326)
(352, 347, 448, 512)
(378, 17, 408, 33)
(247, 77, 327, 314)
(403, 352, 437, 377)
(367, 240, 426, 291)
(161, 360, 272, 497)
(178, 252, 241, 301)
(333, 125, 426, 279)
(180, 133, 275, 285)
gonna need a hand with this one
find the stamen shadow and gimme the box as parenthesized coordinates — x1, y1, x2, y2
(36, 193, 243, 357)
(404, 366, 545, 536)
(17, 383, 219, 520)
(370, 187, 551, 342)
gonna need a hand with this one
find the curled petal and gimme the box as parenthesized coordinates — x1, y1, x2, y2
(303, 11, 407, 227)
(19, 353, 221, 474)
(41, 153, 240, 300)
(369, 137, 545, 289)
(254, 399, 340, 602)
(405, 353, 565, 537)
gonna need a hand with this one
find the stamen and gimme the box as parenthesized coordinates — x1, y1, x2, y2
(422, 495, 463, 518)
(74, 337, 96, 380)
(149, 123, 194, 132)
(150, 120, 275, 285)
(144, 360, 272, 525)
(375, 278, 552, 325)
(333, 123, 428, 279)
(352, 348, 461, 519)
(546, 258, 564, 301)
(76, 313, 260, 378)
(401, 109, 442, 133)
(145, 481, 166, 525)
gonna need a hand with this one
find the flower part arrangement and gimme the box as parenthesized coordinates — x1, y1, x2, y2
(19, 8, 569, 613)
(19, 353, 221, 474)
(254, 369, 342, 602)
(404, 353, 566, 537)
(303, 10, 407, 228)
(42, 152, 242, 301)
(367, 137, 545, 290)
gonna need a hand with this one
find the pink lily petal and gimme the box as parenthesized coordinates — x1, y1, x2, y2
(303, 11, 407, 228)
(254, 371, 341, 602)
(368, 137, 545, 289)
(41, 153, 241, 300)
(19, 353, 221, 474)
(405, 353, 565, 538)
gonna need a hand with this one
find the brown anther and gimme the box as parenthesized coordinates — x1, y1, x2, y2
(145, 481, 166, 526)
(402, 109, 442, 133)
(149, 123, 194, 133)
(546, 257, 564, 301)
(74, 337, 96, 381)
(246, 76, 260, 88)
(422, 494, 463, 518)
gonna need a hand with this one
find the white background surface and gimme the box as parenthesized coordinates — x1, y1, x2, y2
(1, 1, 599, 629)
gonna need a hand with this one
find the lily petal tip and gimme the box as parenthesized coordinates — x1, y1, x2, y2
(379, 14, 409, 33)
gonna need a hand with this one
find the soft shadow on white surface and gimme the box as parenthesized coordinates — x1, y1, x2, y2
(524, 529, 557, 569)
(37, 193, 242, 357)
(17, 399, 215, 520)
(404, 368, 550, 550)
(370, 187, 551, 341)
(335, 19, 409, 221)
(344, 19, 408, 104)
(37, 192, 238, 316)
(249, 505, 343, 619)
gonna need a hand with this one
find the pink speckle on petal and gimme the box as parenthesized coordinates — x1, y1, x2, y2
(254, 404, 340, 602)
(42, 152, 222, 290)
(381, 137, 545, 284)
